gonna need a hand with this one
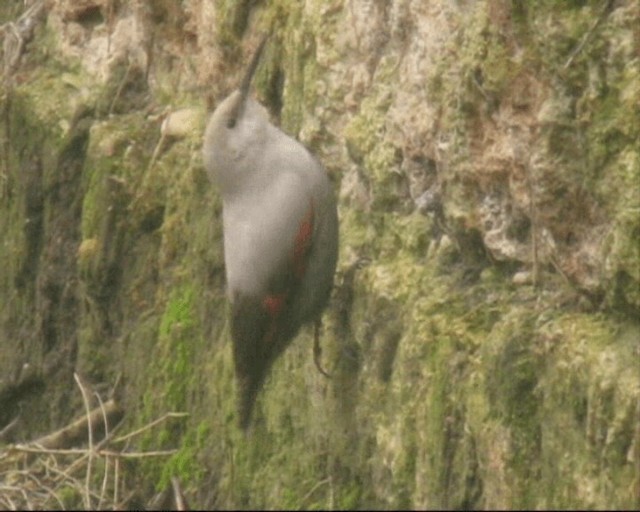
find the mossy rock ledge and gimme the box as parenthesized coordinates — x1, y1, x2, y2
(0, 1, 638, 509)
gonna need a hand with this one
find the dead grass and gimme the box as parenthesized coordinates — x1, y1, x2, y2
(0, 373, 189, 510)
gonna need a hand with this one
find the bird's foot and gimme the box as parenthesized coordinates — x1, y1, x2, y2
(313, 320, 332, 378)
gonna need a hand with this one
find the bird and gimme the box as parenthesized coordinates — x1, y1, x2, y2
(202, 37, 339, 429)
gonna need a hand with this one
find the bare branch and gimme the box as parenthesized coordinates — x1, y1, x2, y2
(30, 399, 123, 450)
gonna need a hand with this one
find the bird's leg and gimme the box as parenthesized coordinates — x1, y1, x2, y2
(313, 319, 332, 378)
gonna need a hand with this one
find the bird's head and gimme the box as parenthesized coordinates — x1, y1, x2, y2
(203, 36, 269, 190)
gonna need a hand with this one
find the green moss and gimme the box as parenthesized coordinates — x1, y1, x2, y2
(344, 95, 388, 164)
(155, 285, 200, 408)
(336, 480, 363, 510)
(280, 33, 317, 135)
(57, 486, 83, 509)
(216, 0, 255, 50)
(159, 421, 210, 489)
(138, 285, 197, 420)
(262, 0, 314, 135)
(603, 154, 640, 310)
(81, 113, 154, 239)
(349, 228, 639, 508)
(3, 1, 640, 510)
(132, 285, 206, 488)
(343, 92, 401, 212)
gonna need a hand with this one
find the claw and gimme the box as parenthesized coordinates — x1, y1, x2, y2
(313, 320, 332, 378)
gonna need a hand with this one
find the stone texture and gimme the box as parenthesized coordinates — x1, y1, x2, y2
(0, 0, 638, 509)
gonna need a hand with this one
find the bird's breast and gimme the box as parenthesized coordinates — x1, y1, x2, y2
(221, 172, 310, 298)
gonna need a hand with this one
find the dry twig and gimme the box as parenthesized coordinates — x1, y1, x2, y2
(0, 378, 189, 510)
(112, 411, 189, 444)
(563, 0, 616, 70)
(171, 476, 189, 511)
(30, 398, 123, 450)
(74, 373, 94, 509)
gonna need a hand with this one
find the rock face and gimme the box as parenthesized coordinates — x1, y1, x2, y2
(0, 0, 638, 509)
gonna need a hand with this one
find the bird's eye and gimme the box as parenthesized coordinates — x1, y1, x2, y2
(227, 117, 236, 129)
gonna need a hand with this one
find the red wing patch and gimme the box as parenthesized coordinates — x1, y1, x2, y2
(262, 292, 286, 316)
(292, 200, 315, 280)
(259, 199, 315, 348)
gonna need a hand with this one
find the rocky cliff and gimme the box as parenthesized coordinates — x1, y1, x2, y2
(1, 0, 638, 508)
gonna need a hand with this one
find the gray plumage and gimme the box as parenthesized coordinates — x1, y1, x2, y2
(202, 38, 339, 429)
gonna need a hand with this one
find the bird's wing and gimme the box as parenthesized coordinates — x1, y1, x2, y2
(229, 187, 317, 429)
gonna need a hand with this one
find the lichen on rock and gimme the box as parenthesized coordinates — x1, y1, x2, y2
(0, 0, 638, 509)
